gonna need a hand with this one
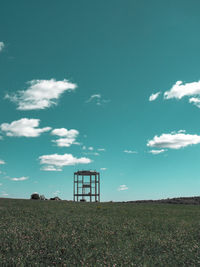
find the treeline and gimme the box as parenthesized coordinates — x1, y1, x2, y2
(125, 196, 200, 205)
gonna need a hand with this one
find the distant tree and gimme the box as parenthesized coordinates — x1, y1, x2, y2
(40, 195, 46, 200)
(31, 193, 40, 200)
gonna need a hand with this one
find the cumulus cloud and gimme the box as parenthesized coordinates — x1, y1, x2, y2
(51, 128, 79, 147)
(124, 150, 137, 154)
(5, 78, 77, 110)
(149, 149, 165, 155)
(51, 128, 78, 137)
(0, 118, 51, 137)
(149, 92, 160, 101)
(0, 160, 5, 165)
(118, 185, 128, 191)
(88, 147, 93, 151)
(39, 153, 92, 171)
(0, 42, 5, 52)
(164, 80, 200, 108)
(86, 94, 109, 106)
(10, 176, 28, 181)
(147, 131, 200, 149)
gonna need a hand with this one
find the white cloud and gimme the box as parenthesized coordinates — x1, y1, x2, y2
(5, 78, 77, 110)
(2, 193, 8, 196)
(51, 128, 79, 147)
(100, 168, 107, 171)
(0, 118, 51, 137)
(88, 147, 93, 151)
(86, 94, 101, 104)
(0, 183, 2, 186)
(53, 190, 60, 195)
(118, 185, 128, 191)
(149, 92, 160, 101)
(189, 97, 200, 108)
(0, 42, 5, 52)
(82, 146, 86, 150)
(86, 94, 109, 106)
(97, 148, 106, 151)
(10, 176, 28, 181)
(149, 149, 165, 155)
(0, 160, 5, 165)
(164, 80, 200, 100)
(39, 153, 92, 171)
(83, 152, 99, 156)
(41, 165, 62, 171)
(52, 138, 76, 147)
(51, 128, 78, 137)
(124, 150, 137, 154)
(147, 131, 200, 149)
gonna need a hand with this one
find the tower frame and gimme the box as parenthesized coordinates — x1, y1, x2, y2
(73, 170, 100, 202)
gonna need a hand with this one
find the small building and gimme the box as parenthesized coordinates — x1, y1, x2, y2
(73, 170, 100, 202)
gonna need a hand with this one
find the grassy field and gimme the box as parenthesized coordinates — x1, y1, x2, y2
(0, 199, 200, 266)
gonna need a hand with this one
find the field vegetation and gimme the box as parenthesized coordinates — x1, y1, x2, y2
(0, 198, 200, 266)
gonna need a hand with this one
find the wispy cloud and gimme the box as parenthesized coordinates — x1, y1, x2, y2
(53, 190, 60, 195)
(0, 118, 51, 137)
(0, 42, 5, 52)
(100, 168, 107, 171)
(0, 160, 5, 165)
(147, 131, 200, 149)
(148, 149, 165, 155)
(97, 148, 106, 151)
(149, 92, 160, 101)
(39, 153, 92, 171)
(189, 97, 200, 108)
(10, 176, 28, 181)
(86, 94, 109, 106)
(83, 152, 99, 156)
(41, 166, 62, 171)
(124, 150, 137, 154)
(51, 128, 79, 147)
(5, 78, 77, 110)
(118, 185, 128, 191)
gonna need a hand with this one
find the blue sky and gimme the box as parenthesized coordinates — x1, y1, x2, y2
(1, 0, 200, 201)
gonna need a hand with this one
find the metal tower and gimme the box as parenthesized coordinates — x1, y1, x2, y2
(73, 170, 100, 202)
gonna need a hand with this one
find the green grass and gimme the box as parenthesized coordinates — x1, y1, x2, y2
(1, 199, 200, 266)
